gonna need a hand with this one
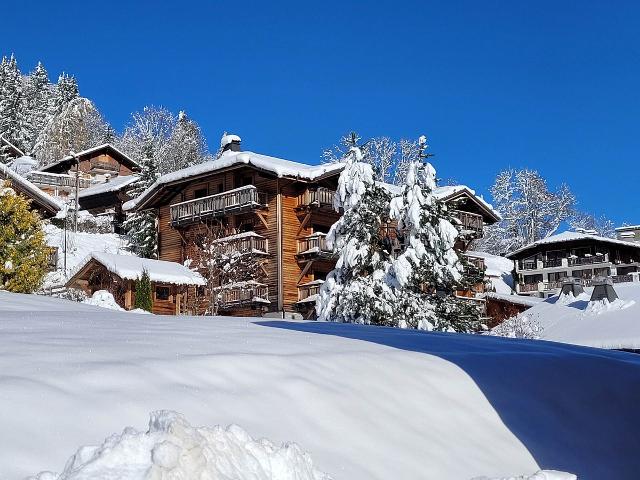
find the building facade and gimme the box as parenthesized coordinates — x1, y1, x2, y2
(126, 136, 500, 317)
(508, 231, 640, 297)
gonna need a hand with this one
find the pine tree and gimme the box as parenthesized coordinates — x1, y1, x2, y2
(22, 62, 52, 153)
(316, 146, 396, 325)
(0, 55, 28, 157)
(122, 146, 159, 258)
(388, 137, 480, 332)
(134, 269, 153, 312)
(0, 181, 49, 293)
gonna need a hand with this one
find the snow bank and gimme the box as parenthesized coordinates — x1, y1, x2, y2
(468, 250, 515, 294)
(494, 283, 640, 349)
(29, 410, 330, 480)
(2, 293, 639, 479)
(82, 290, 124, 311)
(472, 471, 576, 480)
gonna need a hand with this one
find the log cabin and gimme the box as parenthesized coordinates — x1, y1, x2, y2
(124, 135, 500, 317)
(66, 252, 206, 314)
(31, 144, 141, 199)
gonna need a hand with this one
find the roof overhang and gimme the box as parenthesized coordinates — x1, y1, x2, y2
(39, 144, 141, 174)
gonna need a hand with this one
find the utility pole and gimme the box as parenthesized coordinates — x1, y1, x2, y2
(70, 151, 79, 233)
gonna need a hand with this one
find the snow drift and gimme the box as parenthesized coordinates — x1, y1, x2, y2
(28, 411, 330, 480)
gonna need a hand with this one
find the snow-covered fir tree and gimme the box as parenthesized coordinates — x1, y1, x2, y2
(122, 146, 159, 258)
(22, 62, 52, 153)
(0, 55, 28, 158)
(316, 146, 396, 325)
(388, 137, 480, 332)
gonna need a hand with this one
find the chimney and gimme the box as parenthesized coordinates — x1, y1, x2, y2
(221, 133, 242, 153)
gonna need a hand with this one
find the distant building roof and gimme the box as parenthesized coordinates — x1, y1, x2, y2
(39, 144, 141, 174)
(0, 163, 62, 218)
(506, 231, 640, 259)
(78, 175, 139, 199)
(68, 252, 206, 286)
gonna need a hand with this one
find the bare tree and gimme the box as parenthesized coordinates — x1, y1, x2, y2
(185, 221, 267, 315)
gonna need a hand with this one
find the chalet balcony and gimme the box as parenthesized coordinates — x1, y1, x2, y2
(568, 254, 607, 266)
(612, 274, 634, 284)
(543, 258, 563, 268)
(216, 282, 269, 309)
(170, 185, 268, 226)
(297, 280, 324, 302)
(90, 159, 119, 172)
(296, 233, 334, 259)
(296, 187, 335, 210)
(28, 171, 95, 189)
(518, 283, 540, 293)
(452, 210, 484, 236)
(543, 281, 563, 291)
(519, 260, 539, 271)
(464, 255, 485, 270)
(213, 232, 269, 256)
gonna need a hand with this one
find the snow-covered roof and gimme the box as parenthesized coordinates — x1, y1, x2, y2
(507, 231, 640, 258)
(39, 144, 141, 173)
(8, 155, 38, 176)
(221, 134, 242, 147)
(484, 292, 544, 307)
(433, 185, 500, 221)
(78, 175, 139, 199)
(0, 163, 63, 216)
(125, 150, 345, 211)
(0, 134, 25, 157)
(70, 252, 206, 286)
(615, 225, 640, 231)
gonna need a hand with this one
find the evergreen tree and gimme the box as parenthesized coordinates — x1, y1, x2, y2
(0, 55, 28, 157)
(50, 73, 79, 115)
(316, 146, 396, 325)
(22, 62, 52, 153)
(122, 146, 159, 258)
(0, 181, 49, 293)
(134, 269, 153, 312)
(388, 137, 480, 332)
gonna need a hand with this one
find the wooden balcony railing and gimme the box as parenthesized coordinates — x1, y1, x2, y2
(518, 283, 539, 293)
(296, 233, 333, 257)
(90, 159, 119, 172)
(297, 188, 335, 209)
(28, 172, 94, 189)
(464, 255, 485, 270)
(298, 281, 324, 302)
(543, 281, 563, 291)
(612, 274, 633, 284)
(568, 255, 606, 266)
(543, 258, 562, 268)
(519, 260, 538, 271)
(452, 210, 484, 235)
(217, 283, 269, 308)
(214, 233, 269, 255)
(170, 185, 268, 226)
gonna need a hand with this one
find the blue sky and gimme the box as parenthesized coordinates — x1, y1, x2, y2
(4, 1, 640, 224)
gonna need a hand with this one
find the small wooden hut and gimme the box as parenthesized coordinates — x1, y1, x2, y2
(66, 252, 206, 315)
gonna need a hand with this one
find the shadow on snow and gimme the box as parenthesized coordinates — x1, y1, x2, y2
(256, 320, 640, 480)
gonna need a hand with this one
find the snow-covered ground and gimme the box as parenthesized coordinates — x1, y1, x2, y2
(1, 293, 639, 479)
(505, 282, 640, 350)
(468, 250, 515, 294)
(43, 223, 130, 289)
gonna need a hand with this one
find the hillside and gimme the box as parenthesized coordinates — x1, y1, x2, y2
(1, 293, 639, 479)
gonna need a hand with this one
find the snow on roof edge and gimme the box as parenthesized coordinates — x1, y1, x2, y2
(507, 231, 640, 258)
(0, 163, 62, 213)
(39, 143, 141, 172)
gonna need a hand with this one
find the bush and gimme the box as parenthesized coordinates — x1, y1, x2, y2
(134, 269, 153, 312)
(0, 184, 49, 293)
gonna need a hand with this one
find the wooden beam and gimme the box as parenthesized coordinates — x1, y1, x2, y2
(296, 212, 311, 237)
(297, 260, 313, 284)
(255, 211, 269, 229)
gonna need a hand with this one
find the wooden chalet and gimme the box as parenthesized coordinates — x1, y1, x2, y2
(32, 144, 141, 199)
(125, 135, 500, 318)
(66, 252, 206, 315)
(78, 175, 139, 232)
(0, 163, 61, 219)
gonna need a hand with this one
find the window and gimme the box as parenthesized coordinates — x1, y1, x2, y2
(194, 187, 208, 199)
(217, 183, 224, 193)
(155, 286, 170, 301)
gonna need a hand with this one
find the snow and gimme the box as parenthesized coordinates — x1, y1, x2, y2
(497, 282, 640, 349)
(220, 133, 242, 147)
(485, 292, 545, 307)
(43, 223, 130, 288)
(77, 174, 139, 198)
(73, 252, 206, 286)
(8, 155, 38, 175)
(507, 230, 640, 258)
(29, 410, 329, 480)
(212, 230, 265, 243)
(82, 290, 124, 311)
(472, 471, 576, 480)
(0, 162, 63, 214)
(2, 293, 639, 479)
(433, 184, 500, 220)
(124, 150, 345, 211)
(468, 250, 515, 293)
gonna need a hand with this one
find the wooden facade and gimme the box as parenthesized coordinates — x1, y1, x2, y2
(126, 142, 501, 317)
